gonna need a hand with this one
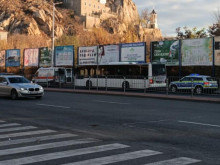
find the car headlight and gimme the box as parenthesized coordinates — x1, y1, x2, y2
(39, 87, 43, 90)
(20, 88, 27, 91)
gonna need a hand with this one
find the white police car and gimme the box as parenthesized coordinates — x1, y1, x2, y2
(169, 74, 218, 94)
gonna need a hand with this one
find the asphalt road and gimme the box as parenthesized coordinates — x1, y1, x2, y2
(0, 92, 220, 165)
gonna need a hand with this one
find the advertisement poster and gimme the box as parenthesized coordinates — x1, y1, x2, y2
(98, 45, 120, 65)
(120, 42, 146, 63)
(24, 48, 39, 67)
(78, 46, 98, 65)
(152, 40, 179, 65)
(55, 46, 74, 66)
(181, 38, 213, 66)
(215, 36, 220, 66)
(6, 49, 20, 67)
(0, 50, 5, 67)
(39, 47, 51, 67)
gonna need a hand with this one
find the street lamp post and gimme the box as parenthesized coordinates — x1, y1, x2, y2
(52, 1, 62, 67)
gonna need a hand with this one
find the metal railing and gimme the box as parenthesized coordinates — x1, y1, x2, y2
(24, 74, 220, 97)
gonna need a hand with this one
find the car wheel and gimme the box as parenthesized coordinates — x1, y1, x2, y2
(171, 85, 177, 93)
(11, 89, 18, 100)
(36, 96, 42, 99)
(195, 86, 203, 94)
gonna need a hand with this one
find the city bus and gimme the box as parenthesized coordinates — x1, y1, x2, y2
(74, 62, 167, 89)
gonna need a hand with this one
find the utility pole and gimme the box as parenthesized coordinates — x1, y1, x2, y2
(52, 1, 62, 67)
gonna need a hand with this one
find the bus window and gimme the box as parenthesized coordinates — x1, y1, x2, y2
(152, 64, 166, 76)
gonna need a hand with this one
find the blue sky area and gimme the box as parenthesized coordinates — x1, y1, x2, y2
(133, 0, 220, 36)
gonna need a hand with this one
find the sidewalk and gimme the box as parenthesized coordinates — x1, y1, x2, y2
(45, 88, 220, 103)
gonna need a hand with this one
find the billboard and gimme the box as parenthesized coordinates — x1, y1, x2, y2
(98, 45, 120, 65)
(151, 40, 179, 65)
(6, 49, 20, 67)
(181, 38, 213, 66)
(78, 46, 98, 65)
(55, 45, 74, 66)
(24, 48, 39, 67)
(0, 50, 5, 67)
(215, 36, 220, 66)
(39, 47, 51, 67)
(120, 42, 146, 63)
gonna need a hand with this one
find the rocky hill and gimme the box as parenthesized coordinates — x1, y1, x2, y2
(0, 0, 163, 43)
(0, 0, 64, 37)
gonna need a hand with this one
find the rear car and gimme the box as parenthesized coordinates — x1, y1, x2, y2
(0, 75, 44, 99)
(169, 74, 218, 94)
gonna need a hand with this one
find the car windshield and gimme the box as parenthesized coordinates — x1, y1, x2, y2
(8, 77, 30, 83)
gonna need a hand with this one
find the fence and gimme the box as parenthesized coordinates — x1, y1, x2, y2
(24, 74, 220, 97)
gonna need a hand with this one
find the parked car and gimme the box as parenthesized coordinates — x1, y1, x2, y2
(0, 75, 44, 99)
(169, 74, 218, 94)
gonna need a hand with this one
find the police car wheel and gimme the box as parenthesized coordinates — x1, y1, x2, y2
(195, 86, 203, 94)
(171, 85, 177, 93)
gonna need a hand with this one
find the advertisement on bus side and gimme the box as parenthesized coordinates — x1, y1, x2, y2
(98, 45, 120, 65)
(78, 46, 98, 65)
(55, 45, 74, 66)
(181, 38, 213, 66)
(120, 42, 146, 63)
(151, 40, 179, 66)
(0, 50, 5, 67)
(24, 48, 39, 67)
(6, 49, 20, 67)
(215, 36, 220, 66)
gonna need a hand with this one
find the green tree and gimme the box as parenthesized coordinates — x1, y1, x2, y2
(176, 26, 208, 39)
(208, 9, 220, 36)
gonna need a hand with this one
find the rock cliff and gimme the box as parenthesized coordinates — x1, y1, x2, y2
(0, 0, 64, 37)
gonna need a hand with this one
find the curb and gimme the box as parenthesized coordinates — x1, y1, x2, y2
(44, 88, 220, 104)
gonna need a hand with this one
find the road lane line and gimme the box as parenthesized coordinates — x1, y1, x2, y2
(0, 138, 100, 156)
(94, 100, 130, 105)
(0, 143, 129, 165)
(0, 133, 77, 147)
(63, 149, 162, 165)
(0, 130, 56, 139)
(144, 157, 201, 165)
(0, 120, 5, 123)
(0, 126, 37, 133)
(0, 123, 21, 128)
(36, 103, 71, 109)
(178, 120, 220, 128)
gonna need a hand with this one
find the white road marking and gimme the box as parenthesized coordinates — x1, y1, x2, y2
(94, 100, 130, 105)
(63, 149, 162, 165)
(0, 120, 5, 123)
(144, 157, 201, 165)
(178, 120, 220, 128)
(0, 138, 99, 156)
(0, 133, 77, 147)
(0, 126, 37, 133)
(36, 103, 71, 109)
(0, 123, 21, 128)
(0, 143, 129, 165)
(0, 129, 56, 139)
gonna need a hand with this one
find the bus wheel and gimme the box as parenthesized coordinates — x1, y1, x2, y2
(86, 81, 92, 89)
(171, 85, 177, 93)
(195, 86, 203, 94)
(122, 81, 129, 90)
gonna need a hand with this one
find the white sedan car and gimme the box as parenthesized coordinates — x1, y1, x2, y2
(0, 75, 44, 99)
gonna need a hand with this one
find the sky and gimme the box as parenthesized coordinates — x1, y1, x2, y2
(133, 0, 220, 37)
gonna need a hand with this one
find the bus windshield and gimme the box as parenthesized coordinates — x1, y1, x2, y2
(152, 64, 166, 76)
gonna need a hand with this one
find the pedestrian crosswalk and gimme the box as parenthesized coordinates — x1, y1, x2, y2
(0, 120, 201, 165)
